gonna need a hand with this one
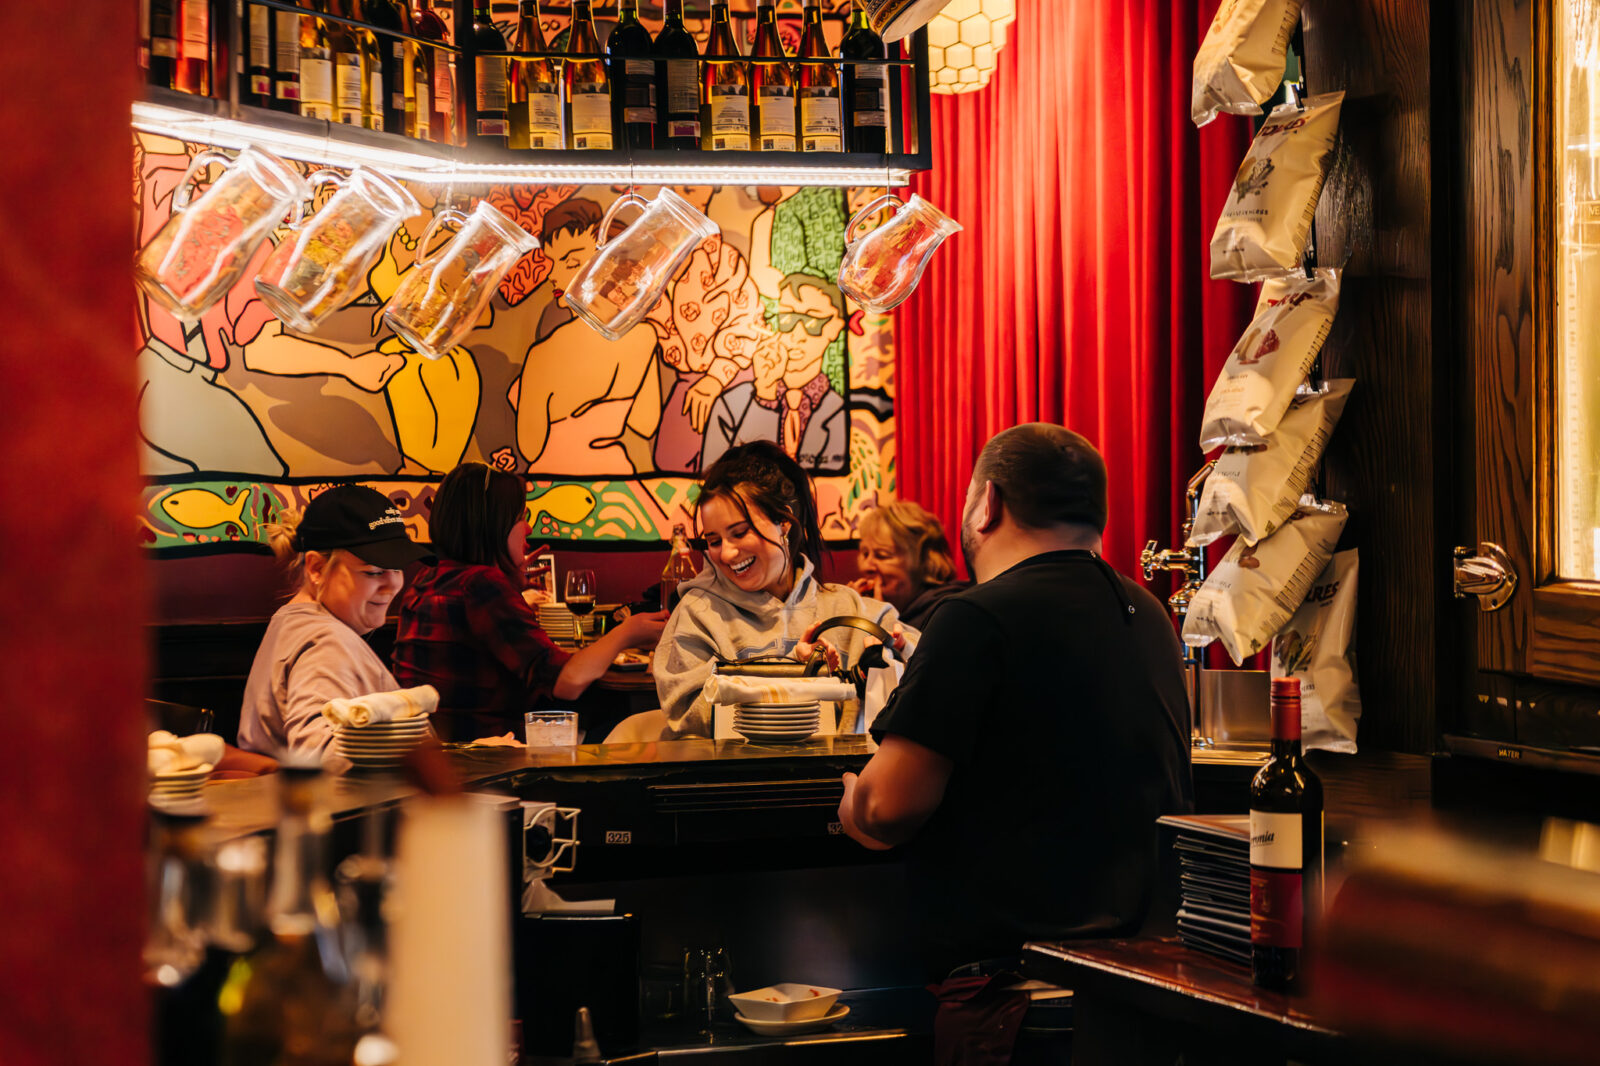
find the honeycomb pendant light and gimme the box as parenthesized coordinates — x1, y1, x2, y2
(926, 0, 1016, 94)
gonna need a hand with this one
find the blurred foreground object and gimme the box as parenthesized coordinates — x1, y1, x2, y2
(386, 794, 511, 1066)
(1314, 822, 1600, 1065)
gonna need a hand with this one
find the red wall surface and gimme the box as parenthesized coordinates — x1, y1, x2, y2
(0, 3, 148, 1065)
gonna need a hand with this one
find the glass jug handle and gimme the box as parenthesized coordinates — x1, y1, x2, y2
(170, 149, 236, 213)
(411, 208, 469, 268)
(844, 194, 903, 247)
(276, 169, 346, 230)
(595, 192, 651, 251)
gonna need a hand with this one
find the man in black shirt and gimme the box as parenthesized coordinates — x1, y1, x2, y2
(839, 423, 1194, 978)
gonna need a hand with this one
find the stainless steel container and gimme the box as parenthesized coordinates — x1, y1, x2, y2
(1197, 668, 1271, 748)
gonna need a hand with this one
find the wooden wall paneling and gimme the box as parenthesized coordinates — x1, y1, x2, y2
(1504, 672, 1600, 750)
(1303, 0, 1440, 753)
(1460, 0, 1534, 674)
(1458, 671, 1522, 739)
(1528, 587, 1600, 686)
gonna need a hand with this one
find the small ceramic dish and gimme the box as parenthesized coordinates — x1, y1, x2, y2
(727, 983, 842, 1023)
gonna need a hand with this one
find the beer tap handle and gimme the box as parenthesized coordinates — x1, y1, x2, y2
(1140, 539, 1164, 582)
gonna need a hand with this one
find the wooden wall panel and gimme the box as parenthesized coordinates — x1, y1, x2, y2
(1460, 0, 1535, 673)
(1303, 0, 1441, 753)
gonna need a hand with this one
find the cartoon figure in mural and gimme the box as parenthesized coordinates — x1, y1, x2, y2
(698, 187, 850, 472)
(135, 135, 513, 479)
(700, 270, 849, 471)
(134, 134, 407, 478)
(359, 185, 495, 475)
(647, 186, 767, 474)
(510, 197, 662, 476)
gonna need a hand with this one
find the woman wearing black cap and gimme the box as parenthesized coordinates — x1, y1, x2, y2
(238, 484, 433, 759)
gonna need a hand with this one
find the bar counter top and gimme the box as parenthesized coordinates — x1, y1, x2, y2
(189, 739, 1264, 843)
(192, 736, 880, 841)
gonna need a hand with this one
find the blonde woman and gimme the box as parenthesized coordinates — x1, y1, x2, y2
(852, 501, 969, 630)
(238, 485, 432, 759)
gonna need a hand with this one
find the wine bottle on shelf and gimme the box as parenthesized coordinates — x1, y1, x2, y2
(797, 0, 841, 152)
(327, 0, 364, 125)
(700, 1, 749, 151)
(299, 0, 336, 120)
(840, 0, 887, 152)
(470, 0, 510, 144)
(149, 0, 179, 87)
(363, 0, 409, 134)
(141, 0, 152, 74)
(607, 0, 656, 150)
(174, 0, 211, 94)
(407, 12, 431, 139)
(508, 0, 561, 149)
(751, 1, 795, 152)
(217, 768, 364, 1066)
(410, 0, 454, 144)
(654, 0, 700, 150)
(660, 524, 700, 610)
(1248, 677, 1324, 992)
(564, 0, 613, 150)
(271, 0, 302, 111)
(245, 1, 275, 107)
(359, 19, 385, 129)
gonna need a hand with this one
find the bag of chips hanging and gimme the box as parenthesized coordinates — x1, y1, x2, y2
(1210, 91, 1344, 281)
(1192, 0, 1306, 127)
(1199, 269, 1340, 450)
(1182, 497, 1346, 665)
(1190, 378, 1353, 547)
(1272, 549, 1361, 753)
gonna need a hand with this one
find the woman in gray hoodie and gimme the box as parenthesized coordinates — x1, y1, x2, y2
(653, 441, 915, 739)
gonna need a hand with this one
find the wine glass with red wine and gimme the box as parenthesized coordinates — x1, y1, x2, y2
(564, 569, 597, 648)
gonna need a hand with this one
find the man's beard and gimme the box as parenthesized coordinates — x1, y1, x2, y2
(959, 510, 979, 579)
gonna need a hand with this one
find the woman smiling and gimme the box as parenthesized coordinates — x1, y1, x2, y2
(852, 501, 970, 630)
(238, 485, 433, 759)
(653, 441, 915, 739)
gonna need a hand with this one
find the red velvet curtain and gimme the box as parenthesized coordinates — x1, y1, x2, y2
(897, 0, 1253, 580)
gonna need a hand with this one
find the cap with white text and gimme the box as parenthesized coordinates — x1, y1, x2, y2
(291, 484, 433, 570)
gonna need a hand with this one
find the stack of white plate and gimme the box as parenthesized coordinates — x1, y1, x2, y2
(535, 604, 588, 645)
(335, 718, 430, 769)
(149, 765, 212, 799)
(732, 701, 821, 743)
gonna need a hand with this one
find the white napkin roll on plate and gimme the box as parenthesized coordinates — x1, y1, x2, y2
(147, 731, 227, 774)
(701, 675, 857, 707)
(322, 685, 440, 728)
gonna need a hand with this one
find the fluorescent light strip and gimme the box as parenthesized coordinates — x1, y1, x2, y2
(132, 101, 910, 187)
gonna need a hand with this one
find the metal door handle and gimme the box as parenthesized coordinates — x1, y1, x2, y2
(1453, 542, 1517, 611)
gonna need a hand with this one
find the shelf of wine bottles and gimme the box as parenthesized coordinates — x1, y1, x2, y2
(138, 0, 931, 181)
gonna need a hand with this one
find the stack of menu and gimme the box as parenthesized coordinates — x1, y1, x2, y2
(1157, 814, 1251, 966)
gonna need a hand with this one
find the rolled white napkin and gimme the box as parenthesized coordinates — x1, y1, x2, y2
(322, 685, 439, 728)
(147, 731, 226, 775)
(701, 675, 856, 707)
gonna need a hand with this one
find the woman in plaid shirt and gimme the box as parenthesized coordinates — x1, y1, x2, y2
(392, 462, 668, 741)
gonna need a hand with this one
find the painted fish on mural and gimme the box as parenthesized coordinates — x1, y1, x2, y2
(526, 484, 599, 526)
(159, 487, 252, 534)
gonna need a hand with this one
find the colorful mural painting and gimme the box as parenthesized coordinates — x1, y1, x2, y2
(134, 140, 897, 554)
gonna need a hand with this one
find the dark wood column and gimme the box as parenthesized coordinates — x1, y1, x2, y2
(1302, 0, 1446, 754)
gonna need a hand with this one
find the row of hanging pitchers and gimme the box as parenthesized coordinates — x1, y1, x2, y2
(134, 145, 961, 357)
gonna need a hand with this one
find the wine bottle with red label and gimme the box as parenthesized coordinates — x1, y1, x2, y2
(1248, 676, 1323, 991)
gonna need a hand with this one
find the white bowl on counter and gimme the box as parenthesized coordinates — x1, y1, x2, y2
(727, 983, 842, 1023)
